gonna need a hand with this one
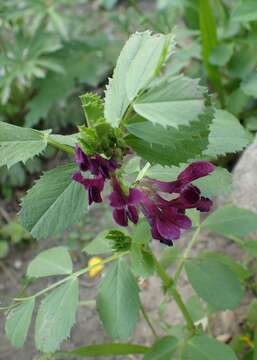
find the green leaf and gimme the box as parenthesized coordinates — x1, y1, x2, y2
(35, 278, 79, 352)
(54, 343, 149, 358)
(20, 164, 88, 239)
(126, 32, 175, 101)
(126, 110, 211, 166)
(100, 0, 118, 10)
(130, 245, 155, 278)
(186, 296, 206, 322)
(83, 230, 113, 255)
(231, 0, 257, 22)
(97, 258, 140, 339)
(201, 251, 251, 281)
(204, 110, 250, 157)
(27, 246, 73, 278)
(192, 167, 232, 198)
(202, 205, 257, 238)
(0, 240, 9, 258)
(104, 32, 151, 127)
(143, 336, 178, 360)
(131, 219, 152, 245)
(0, 121, 48, 168)
(209, 43, 234, 66)
(133, 75, 206, 128)
(182, 335, 237, 360)
(185, 258, 243, 310)
(241, 73, 257, 98)
(242, 240, 257, 258)
(104, 31, 174, 127)
(5, 298, 35, 348)
(48, 134, 78, 148)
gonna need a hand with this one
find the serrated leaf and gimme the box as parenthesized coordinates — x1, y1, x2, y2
(104, 32, 151, 127)
(27, 246, 73, 278)
(204, 110, 250, 157)
(182, 335, 237, 360)
(97, 258, 139, 339)
(35, 278, 79, 352)
(143, 336, 178, 360)
(126, 110, 211, 166)
(241, 73, 257, 98)
(5, 298, 35, 348)
(185, 258, 243, 310)
(20, 164, 87, 239)
(126, 32, 175, 101)
(133, 75, 206, 128)
(0, 121, 48, 168)
(231, 0, 257, 22)
(104, 31, 175, 127)
(202, 205, 257, 238)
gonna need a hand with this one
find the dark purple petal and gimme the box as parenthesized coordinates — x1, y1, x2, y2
(178, 161, 215, 183)
(163, 208, 192, 230)
(128, 188, 143, 205)
(72, 171, 85, 185)
(113, 208, 128, 226)
(109, 190, 126, 208)
(75, 145, 90, 172)
(156, 215, 180, 240)
(147, 179, 182, 193)
(127, 205, 138, 224)
(180, 185, 200, 206)
(88, 186, 102, 205)
(197, 197, 213, 212)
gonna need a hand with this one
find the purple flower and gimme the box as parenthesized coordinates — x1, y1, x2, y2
(75, 145, 117, 179)
(141, 195, 192, 246)
(147, 161, 215, 213)
(72, 172, 105, 205)
(109, 177, 142, 227)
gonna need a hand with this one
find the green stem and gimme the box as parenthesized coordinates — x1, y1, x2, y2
(174, 226, 201, 284)
(140, 300, 159, 339)
(153, 255, 195, 333)
(46, 138, 75, 155)
(14, 252, 128, 302)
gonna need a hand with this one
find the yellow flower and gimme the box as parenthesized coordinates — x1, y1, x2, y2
(240, 336, 254, 349)
(88, 256, 104, 278)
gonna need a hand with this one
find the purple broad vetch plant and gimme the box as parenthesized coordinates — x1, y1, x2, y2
(73, 146, 215, 246)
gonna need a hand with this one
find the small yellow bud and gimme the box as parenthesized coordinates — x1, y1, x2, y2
(88, 257, 104, 278)
(240, 336, 254, 348)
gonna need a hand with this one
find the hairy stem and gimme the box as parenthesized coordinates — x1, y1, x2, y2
(153, 255, 195, 333)
(14, 252, 128, 302)
(174, 226, 201, 284)
(46, 138, 75, 155)
(140, 300, 159, 339)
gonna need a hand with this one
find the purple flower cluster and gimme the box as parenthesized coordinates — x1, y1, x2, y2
(72, 145, 117, 205)
(73, 146, 215, 246)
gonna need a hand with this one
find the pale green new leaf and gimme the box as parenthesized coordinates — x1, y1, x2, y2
(5, 298, 35, 348)
(134, 75, 206, 128)
(104, 31, 175, 127)
(241, 73, 257, 98)
(27, 246, 73, 278)
(231, 0, 257, 22)
(97, 258, 140, 339)
(0, 121, 48, 168)
(20, 164, 87, 239)
(35, 278, 79, 352)
(204, 110, 250, 157)
(104, 32, 151, 127)
(185, 258, 243, 310)
(182, 335, 237, 360)
(202, 205, 257, 238)
(126, 33, 175, 101)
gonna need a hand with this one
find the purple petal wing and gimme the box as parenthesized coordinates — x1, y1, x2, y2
(127, 205, 138, 224)
(178, 161, 215, 183)
(197, 197, 213, 212)
(113, 208, 128, 226)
